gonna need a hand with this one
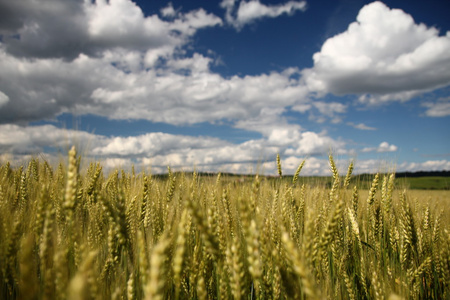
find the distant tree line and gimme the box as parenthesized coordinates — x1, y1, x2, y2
(395, 170, 450, 177)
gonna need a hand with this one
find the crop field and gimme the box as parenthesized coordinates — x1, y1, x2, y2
(0, 147, 449, 299)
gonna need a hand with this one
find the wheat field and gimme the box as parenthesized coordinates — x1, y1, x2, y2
(0, 147, 449, 299)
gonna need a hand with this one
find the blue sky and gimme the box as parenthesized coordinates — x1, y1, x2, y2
(0, 0, 449, 175)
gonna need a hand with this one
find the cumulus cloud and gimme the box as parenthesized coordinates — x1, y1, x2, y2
(377, 142, 398, 153)
(362, 141, 398, 153)
(92, 132, 227, 158)
(303, 1, 450, 103)
(232, 105, 344, 156)
(234, 106, 298, 136)
(0, 124, 346, 174)
(93, 126, 345, 169)
(0, 124, 99, 154)
(0, 48, 308, 126)
(220, 0, 307, 30)
(398, 160, 450, 172)
(160, 3, 177, 18)
(285, 131, 345, 156)
(422, 97, 450, 117)
(313, 101, 346, 117)
(312, 101, 347, 123)
(0, 0, 221, 60)
(292, 101, 346, 124)
(1, 124, 447, 175)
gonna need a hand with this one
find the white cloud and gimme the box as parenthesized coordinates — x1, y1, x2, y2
(303, 1, 450, 103)
(0, 90, 9, 108)
(160, 3, 177, 18)
(422, 97, 450, 117)
(292, 101, 346, 124)
(284, 131, 345, 156)
(1, 124, 447, 175)
(93, 126, 344, 169)
(313, 101, 346, 117)
(267, 127, 302, 146)
(232, 105, 344, 156)
(166, 53, 213, 73)
(87, 66, 308, 125)
(173, 7, 223, 31)
(85, 0, 221, 62)
(347, 122, 377, 130)
(291, 103, 311, 113)
(352, 159, 388, 174)
(377, 142, 398, 152)
(0, 124, 99, 154)
(221, 0, 307, 30)
(92, 132, 226, 158)
(308, 101, 346, 123)
(0, 47, 309, 126)
(398, 160, 450, 172)
(0, 124, 345, 174)
(140, 140, 272, 171)
(362, 141, 398, 153)
(234, 106, 297, 136)
(220, 0, 238, 23)
(101, 157, 135, 171)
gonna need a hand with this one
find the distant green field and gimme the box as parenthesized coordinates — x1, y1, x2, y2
(396, 176, 450, 190)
